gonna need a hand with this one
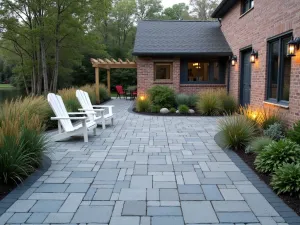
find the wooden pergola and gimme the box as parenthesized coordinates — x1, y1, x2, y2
(91, 58, 137, 103)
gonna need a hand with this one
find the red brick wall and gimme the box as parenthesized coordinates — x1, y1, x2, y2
(136, 57, 180, 95)
(221, 0, 300, 125)
(137, 57, 228, 95)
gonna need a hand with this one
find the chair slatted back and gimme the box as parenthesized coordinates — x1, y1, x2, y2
(76, 90, 95, 121)
(47, 93, 74, 132)
(116, 85, 124, 94)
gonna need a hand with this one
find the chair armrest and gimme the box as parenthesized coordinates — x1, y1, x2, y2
(78, 108, 104, 112)
(51, 116, 87, 120)
(68, 112, 95, 115)
(92, 105, 114, 115)
(92, 105, 114, 108)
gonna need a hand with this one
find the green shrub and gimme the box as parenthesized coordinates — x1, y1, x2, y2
(262, 115, 282, 130)
(170, 108, 176, 113)
(136, 98, 151, 112)
(196, 90, 222, 116)
(255, 139, 300, 173)
(178, 105, 189, 114)
(218, 115, 257, 150)
(263, 122, 284, 140)
(151, 105, 160, 113)
(287, 121, 300, 145)
(176, 94, 190, 106)
(188, 94, 198, 108)
(271, 163, 300, 197)
(245, 136, 273, 154)
(148, 85, 175, 108)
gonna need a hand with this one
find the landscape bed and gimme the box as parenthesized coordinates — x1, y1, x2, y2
(235, 148, 300, 216)
(217, 105, 300, 217)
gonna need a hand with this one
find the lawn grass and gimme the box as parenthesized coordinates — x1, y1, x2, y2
(0, 84, 15, 89)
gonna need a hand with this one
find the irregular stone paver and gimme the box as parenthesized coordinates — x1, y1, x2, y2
(0, 99, 288, 224)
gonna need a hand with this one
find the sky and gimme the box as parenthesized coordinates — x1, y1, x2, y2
(161, 0, 190, 8)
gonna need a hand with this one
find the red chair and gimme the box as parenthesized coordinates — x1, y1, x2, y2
(132, 90, 137, 99)
(116, 85, 126, 99)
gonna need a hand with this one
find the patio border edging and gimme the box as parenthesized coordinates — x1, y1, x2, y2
(214, 132, 300, 225)
(0, 155, 51, 216)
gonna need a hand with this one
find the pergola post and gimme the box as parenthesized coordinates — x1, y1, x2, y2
(95, 67, 100, 104)
(107, 69, 111, 95)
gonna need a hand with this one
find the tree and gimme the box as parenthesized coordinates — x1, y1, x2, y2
(135, 0, 163, 20)
(190, 0, 220, 20)
(163, 3, 192, 20)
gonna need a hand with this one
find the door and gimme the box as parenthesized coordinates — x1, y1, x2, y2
(240, 49, 252, 106)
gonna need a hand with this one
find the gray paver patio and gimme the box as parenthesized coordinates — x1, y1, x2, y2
(0, 99, 289, 224)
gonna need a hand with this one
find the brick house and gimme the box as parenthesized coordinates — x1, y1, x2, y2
(133, 0, 300, 125)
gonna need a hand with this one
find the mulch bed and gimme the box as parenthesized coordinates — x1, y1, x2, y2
(0, 183, 16, 201)
(235, 150, 300, 216)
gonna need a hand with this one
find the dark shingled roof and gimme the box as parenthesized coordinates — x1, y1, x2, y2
(132, 20, 232, 56)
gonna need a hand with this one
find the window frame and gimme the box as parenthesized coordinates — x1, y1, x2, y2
(180, 59, 226, 84)
(154, 62, 173, 81)
(241, 0, 254, 15)
(266, 32, 292, 106)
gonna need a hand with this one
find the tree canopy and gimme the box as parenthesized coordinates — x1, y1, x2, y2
(0, 0, 220, 94)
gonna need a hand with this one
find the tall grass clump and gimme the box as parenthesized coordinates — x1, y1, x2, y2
(287, 121, 300, 145)
(0, 98, 48, 184)
(218, 90, 238, 114)
(239, 105, 281, 128)
(219, 115, 257, 150)
(58, 87, 80, 112)
(136, 97, 151, 112)
(196, 90, 222, 116)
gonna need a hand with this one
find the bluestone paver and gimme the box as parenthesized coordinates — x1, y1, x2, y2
(1, 99, 290, 224)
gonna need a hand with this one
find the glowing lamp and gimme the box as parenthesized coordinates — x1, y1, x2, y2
(287, 37, 300, 57)
(231, 55, 237, 66)
(250, 50, 258, 63)
(251, 112, 258, 120)
(140, 96, 145, 101)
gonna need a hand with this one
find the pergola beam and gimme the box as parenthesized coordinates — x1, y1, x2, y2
(90, 58, 137, 101)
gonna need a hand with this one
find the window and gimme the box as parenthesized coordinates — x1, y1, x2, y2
(241, 0, 254, 14)
(154, 63, 172, 80)
(267, 34, 292, 103)
(180, 60, 225, 84)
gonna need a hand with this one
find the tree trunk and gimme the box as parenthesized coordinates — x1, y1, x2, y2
(37, 47, 42, 95)
(53, 39, 60, 93)
(40, 37, 48, 95)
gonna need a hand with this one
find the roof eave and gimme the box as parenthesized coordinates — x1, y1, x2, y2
(132, 52, 233, 57)
(211, 0, 238, 18)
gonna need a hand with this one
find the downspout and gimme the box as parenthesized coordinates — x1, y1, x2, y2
(227, 57, 231, 94)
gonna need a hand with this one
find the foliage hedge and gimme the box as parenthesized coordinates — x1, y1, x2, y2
(147, 85, 175, 108)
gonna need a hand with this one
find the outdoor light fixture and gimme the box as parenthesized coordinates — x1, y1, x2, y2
(140, 96, 145, 101)
(231, 55, 237, 66)
(287, 37, 300, 57)
(250, 50, 258, 63)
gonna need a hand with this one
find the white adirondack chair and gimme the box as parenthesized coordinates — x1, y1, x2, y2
(47, 93, 97, 142)
(76, 90, 114, 129)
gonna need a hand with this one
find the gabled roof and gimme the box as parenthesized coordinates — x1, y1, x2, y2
(132, 20, 232, 56)
(211, 0, 237, 18)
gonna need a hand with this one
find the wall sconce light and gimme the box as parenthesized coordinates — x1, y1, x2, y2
(250, 50, 258, 63)
(231, 55, 237, 66)
(287, 37, 300, 57)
